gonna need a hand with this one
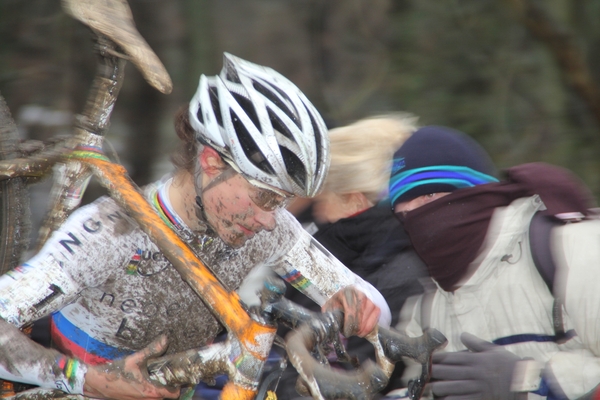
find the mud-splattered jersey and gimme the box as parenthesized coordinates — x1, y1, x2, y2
(0, 177, 390, 391)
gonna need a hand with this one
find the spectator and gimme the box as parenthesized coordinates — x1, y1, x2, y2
(389, 125, 598, 399)
(278, 114, 428, 399)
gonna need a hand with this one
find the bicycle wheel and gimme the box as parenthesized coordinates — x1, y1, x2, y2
(0, 91, 30, 275)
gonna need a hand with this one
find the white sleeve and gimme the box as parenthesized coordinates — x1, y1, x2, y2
(271, 225, 392, 327)
(0, 247, 86, 392)
(0, 251, 80, 327)
(0, 197, 132, 392)
(0, 318, 87, 394)
(547, 220, 600, 398)
(0, 196, 131, 327)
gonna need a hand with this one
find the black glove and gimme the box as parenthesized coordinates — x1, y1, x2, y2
(429, 332, 527, 400)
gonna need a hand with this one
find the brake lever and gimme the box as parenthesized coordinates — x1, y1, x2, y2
(375, 326, 447, 399)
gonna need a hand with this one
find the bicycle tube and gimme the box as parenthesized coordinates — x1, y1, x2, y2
(0, 92, 30, 275)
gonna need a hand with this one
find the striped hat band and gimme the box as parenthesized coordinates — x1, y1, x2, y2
(389, 165, 498, 205)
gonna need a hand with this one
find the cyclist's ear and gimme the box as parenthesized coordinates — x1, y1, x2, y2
(199, 146, 226, 177)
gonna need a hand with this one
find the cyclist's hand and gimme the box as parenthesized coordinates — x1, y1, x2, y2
(322, 285, 380, 338)
(83, 335, 180, 400)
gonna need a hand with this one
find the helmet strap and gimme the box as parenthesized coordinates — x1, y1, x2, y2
(193, 161, 237, 231)
(201, 166, 237, 193)
(192, 159, 210, 230)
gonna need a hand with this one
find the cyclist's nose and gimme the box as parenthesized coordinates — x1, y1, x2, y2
(254, 209, 276, 231)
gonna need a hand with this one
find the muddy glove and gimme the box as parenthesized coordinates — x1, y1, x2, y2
(147, 347, 224, 387)
(322, 285, 380, 337)
(429, 332, 527, 400)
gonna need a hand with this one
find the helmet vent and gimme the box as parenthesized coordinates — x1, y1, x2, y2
(267, 108, 294, 141)
(253, 81, 300, 129)
(231, 92, 261, 132)
(209, 86, 224, 127)
(280, 146, 306, 190)
(231, 110, 275, 175)
(224, 68, 241, 84)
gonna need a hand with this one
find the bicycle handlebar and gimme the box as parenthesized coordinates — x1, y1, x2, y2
(142, 276, 446, 400)
(285, 312, 447, 400)
(261, 277, 447, 400)
(285, 310, 389, 399)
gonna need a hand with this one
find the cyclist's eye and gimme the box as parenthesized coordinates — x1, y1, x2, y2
(250, 189, 290, 211)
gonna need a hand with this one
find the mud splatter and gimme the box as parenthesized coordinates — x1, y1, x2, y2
(0, 179, 371, 390)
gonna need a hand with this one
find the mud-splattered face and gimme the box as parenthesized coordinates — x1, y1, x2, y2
(201, 172, 282, 248)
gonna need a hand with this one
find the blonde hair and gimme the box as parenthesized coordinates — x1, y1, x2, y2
(325, 114, 418, 203)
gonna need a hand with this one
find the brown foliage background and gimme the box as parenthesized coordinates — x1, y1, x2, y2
(1, 0, 600, 198)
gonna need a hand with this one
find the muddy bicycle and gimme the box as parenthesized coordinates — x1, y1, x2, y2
(0, 1, 446, 399)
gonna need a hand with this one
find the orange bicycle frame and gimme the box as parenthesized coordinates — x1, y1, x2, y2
(76, 152, 277, 399)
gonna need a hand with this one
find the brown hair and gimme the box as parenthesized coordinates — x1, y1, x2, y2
(171, 104, 199, 172)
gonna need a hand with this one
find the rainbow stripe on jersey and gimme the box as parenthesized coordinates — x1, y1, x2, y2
(281, 269, 311, 291)
(50, 312, 133, 365)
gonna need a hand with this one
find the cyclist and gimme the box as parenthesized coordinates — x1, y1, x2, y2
(0, 53, 390, 400)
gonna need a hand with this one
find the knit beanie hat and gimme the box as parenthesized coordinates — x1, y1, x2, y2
(389, 126, 498, 207)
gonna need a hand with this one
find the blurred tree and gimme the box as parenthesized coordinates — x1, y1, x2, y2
(1, 0, 600, 196)
(119, 0, 186, 185)
(301, 0, 392, 123)
(508, 0, 600, 122)
(182, 0, 218, 98)
(0, 0, 93, 140)
(382, 0, 600, 196)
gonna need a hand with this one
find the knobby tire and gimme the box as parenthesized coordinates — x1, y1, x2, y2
(0, 92, 30, 275)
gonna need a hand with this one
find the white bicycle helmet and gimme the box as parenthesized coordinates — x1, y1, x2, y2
(189, 53, 329, 198)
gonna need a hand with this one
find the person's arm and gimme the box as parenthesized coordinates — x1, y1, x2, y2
(0, 198, 179, 399)
(0, 248, 164, 397)
(0, 317, 178, 399)
(0, 243, 87, 390)
(83, 336, 180, 400)
(269, 215, 391, 335)
(0, 243, 85, 391)
(0, 318, 87, 392)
